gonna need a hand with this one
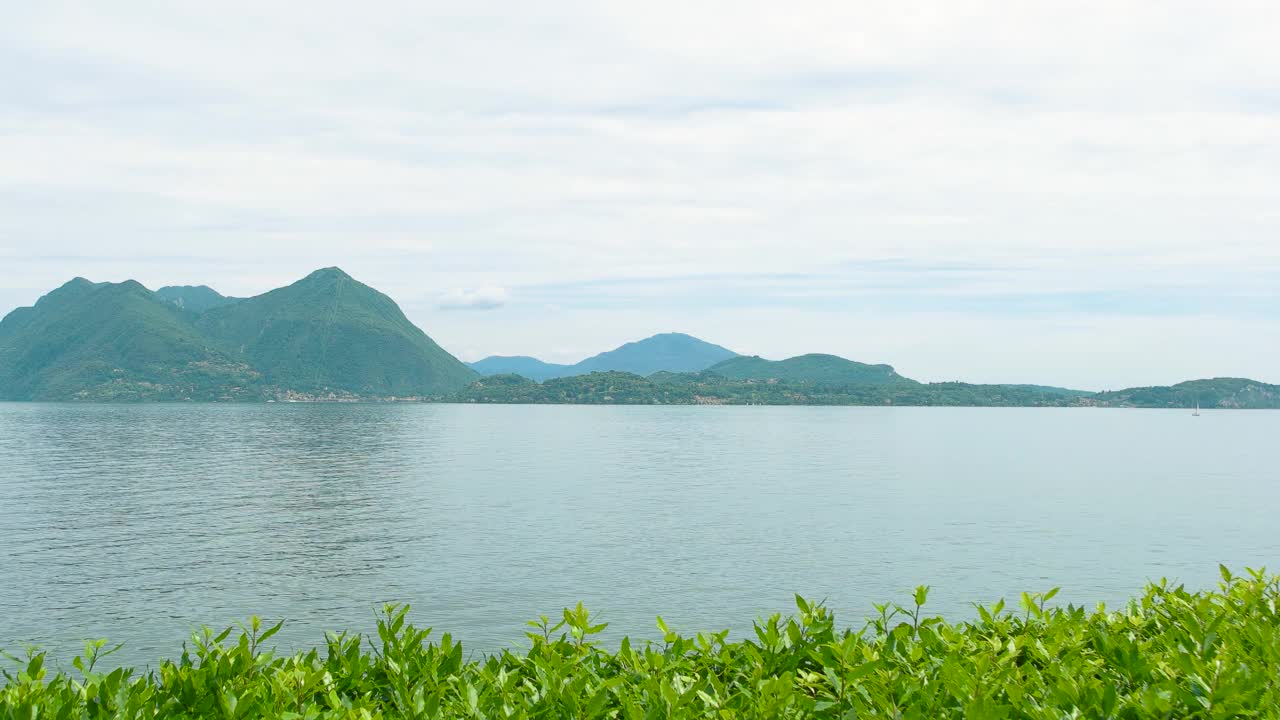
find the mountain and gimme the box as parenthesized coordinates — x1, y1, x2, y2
(468, 356, 573, 382)
(707, 353, 910, 386)
(0, 278, 260, 401)
(154, 285, 240, 313)
(574, 333, 738, 375)
(0, 277, 99, 344)
(455, 371, 1280, 408)
(194, 268, 477, 396)
(1089, 378, 1280, 409)
(5, 272, 1276, 407)
(0, 268, 476, 400)
(469, 333, 738, 380)
(457, 372, 1087, 406)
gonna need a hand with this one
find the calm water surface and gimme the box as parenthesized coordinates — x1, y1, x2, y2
(1, 404, 1276, 667)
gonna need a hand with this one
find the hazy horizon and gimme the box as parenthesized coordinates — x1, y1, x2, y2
(3, 2, 1278, 390)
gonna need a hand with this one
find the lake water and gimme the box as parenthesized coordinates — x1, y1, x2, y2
(1, 403, 1276, 668)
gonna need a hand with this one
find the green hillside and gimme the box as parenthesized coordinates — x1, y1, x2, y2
(0, 279, 261, 401)
(0, 269, 476, 400)
(458, 371, 691, 404)
(0, 278, 102, 344)
(456, 371, 1280, 407)
(1090, 377, 1280, 409)
(1003, 383, 1092, 397)
(709, 353, 911, 386)
(154, 285, 240, 313)
(195, 268, 476, 396)
(458, 372, 1087, 406)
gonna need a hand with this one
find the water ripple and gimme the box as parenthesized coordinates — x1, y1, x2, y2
(1, 404, 1277, 668)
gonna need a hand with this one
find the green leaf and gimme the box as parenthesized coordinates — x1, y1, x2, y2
(258, 620, 284, 645)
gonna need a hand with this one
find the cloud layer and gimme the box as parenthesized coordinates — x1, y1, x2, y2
(1, 1, 1278, 388)
(439, 287, 509, 311)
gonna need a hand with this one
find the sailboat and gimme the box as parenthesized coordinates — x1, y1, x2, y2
(1193, 402, 1201, 417)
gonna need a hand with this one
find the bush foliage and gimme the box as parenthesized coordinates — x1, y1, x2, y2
(3, 568, 1277, 718)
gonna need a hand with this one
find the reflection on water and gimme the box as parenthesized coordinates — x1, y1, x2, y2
(1, 403, 1277, 668)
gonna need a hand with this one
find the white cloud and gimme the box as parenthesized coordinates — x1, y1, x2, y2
(0, 1, 1277, 386)
(438, 287, 509, 311)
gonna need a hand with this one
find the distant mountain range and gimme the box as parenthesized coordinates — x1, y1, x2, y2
(469, 333, 738, 381)
(1, 268, 1277, 407)
(457, 371, 1277, 408)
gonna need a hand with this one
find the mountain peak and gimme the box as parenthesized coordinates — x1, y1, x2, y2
(641, 332, 701, 343)
(303, 267, 353, 282)
(68, 279, 150, 299)
(33, 277, 103, 309)
(190, 269, 476, 396)
(155, 285, 238, 313)
(50, 277, 99, 295)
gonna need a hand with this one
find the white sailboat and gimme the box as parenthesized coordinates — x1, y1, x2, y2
(1193, 402, 1201, 417)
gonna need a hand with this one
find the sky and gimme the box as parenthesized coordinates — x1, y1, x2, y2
(2, 1, 1277, 391)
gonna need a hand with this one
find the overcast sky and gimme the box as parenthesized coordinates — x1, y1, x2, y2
(3, 1, 1278, 390)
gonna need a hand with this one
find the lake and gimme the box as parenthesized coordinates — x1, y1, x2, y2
(1, 403, 1276, 668)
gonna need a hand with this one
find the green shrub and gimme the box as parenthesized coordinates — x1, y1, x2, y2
(3, 567, 1277, 718)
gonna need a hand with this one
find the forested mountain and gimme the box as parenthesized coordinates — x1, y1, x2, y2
(455, 371, 1084, 406)
(470, 332, 737, 380)
(707, 353, 909, 386)
(0, 279, 259, 400)
(154, 285, 240, 313)
(0, 268, 475, 400)
(1088, 378, 1280, 409)
(453, 369, 1280, 408)
(3, 272, 1275, 407)
(194, 268, 476, 396)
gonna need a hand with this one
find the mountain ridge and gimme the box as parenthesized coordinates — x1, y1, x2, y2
(0, 279, 259, 401)
(2, 271, 1276, 407)
(194, 267, 475, 396)
(469, 332, 737, 380)
(707, 353, 910, 386)
(154, 285, 240, 313)
(0, 268, 475, 400)
(468, 356, 574, 382)
(455, 370, 1280, 408)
